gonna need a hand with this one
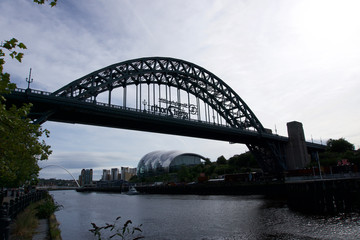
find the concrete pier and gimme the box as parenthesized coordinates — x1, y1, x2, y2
(286, 121, 310, 169)
(286, 177, 360, 214)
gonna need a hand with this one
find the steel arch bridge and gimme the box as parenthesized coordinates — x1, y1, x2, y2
(54, 57, 263, 132)
(4, 57, 324, 175)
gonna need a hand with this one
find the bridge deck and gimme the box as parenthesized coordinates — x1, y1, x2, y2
(4, 89, 325, 151)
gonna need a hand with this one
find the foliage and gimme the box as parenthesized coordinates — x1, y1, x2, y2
(11, 194, 61, 239)
(214, 164, 233, 175)
(228, 152, 258, 170)
(0, 38, 26, 96)
(204, 164, 216, 178)
(35, 194, 62, 219)
(216, 155, 227, 165)
(33, 0, 58, 7)
(11, 203, 39, 239)
(0, 103, 52, 187)
(49, 214, 62, 240)
(203, 157, 211, 165)
(1, 32, 52, 188)
(89, 216, 144, 240)
(177, 165, 190, 182)
(0, 0, 59, 189)
(326, 138, 355, 153)
(318, 138, 360, 166)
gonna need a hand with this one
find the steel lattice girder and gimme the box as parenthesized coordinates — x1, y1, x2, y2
(53, 57, 264, 133)
(51, 57, 289, 174)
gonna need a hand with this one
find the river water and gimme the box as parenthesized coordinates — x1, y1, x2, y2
(51, 190, 360, 240)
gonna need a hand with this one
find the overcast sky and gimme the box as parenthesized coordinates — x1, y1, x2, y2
(1, 0, 359, 180)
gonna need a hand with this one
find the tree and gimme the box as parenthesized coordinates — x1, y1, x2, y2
(216, 155, 227, 165)
(318, 138, 359, 167)
(326, 138, 355, 153)
(228, 152, 258, 170)
(0, 38, 26, 95)
(214, 164, 233, 175)
(203, 158, 211, 165)
(177, 166, 191, 182)
(0, 38, 52, 187)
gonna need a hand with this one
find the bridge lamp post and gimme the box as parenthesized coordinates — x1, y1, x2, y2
(26, 68, 33, 89)
(142, 100, 147, 112)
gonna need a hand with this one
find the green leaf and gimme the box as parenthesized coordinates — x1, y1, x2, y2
(33, 0, 45, 4)
(50, 0, 57, 7)
(33, 0, 57, 7)
(18, 42, 27, 49)
(3, 38, 18, 50)
(15, 53, 24, 62)
(9, 52, 16, 59)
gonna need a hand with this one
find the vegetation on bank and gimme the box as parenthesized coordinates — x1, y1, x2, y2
(317, 138, 360, 167)
(10, 192, 62, 239)
(49, 214, 62, 240)
(11, 203, 39, 239)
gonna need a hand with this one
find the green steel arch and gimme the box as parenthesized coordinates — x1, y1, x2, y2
(53, 57, 265, 133)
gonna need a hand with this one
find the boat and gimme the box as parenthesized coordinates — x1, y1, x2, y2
(126, 186, 139, 195)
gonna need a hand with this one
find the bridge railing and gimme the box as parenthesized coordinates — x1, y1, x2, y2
(14, 88, 263, 133)
(13, 88, 52, 96)
(79, 94, 238, 129)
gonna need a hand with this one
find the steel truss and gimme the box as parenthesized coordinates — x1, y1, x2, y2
(53, 57, 285, 174)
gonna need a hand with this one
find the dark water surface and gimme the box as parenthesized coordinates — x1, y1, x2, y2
(51, 190, 360, 240)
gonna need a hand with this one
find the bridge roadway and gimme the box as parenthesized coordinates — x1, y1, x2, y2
(5, 88, 325, 151)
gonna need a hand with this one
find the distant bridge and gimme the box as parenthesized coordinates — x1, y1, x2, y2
(4, 57, 325, 175)
(41, 165, 80, 187)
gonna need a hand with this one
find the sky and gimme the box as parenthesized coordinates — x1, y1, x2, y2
(1, 0, 360, 180)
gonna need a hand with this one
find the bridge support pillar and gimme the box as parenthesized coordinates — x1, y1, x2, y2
(286, 121, 310, 170)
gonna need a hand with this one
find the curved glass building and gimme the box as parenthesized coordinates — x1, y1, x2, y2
(137, 150, 206, 176)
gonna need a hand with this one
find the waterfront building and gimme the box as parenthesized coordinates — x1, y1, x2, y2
(102, 169, 111, 181)
(111, 168, 120, 180)
(121, 167, 137, 181)
(79, 169, 93, 186)
(137, 150, 206, 176)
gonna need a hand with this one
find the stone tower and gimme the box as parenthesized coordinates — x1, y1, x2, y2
(286, 121, 310, 169)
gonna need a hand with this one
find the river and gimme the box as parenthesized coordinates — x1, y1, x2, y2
(51, 190, 360, 240)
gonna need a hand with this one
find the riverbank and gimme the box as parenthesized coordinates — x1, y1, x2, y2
(4, 192, 62, 240)
(10, 210, 61, 240)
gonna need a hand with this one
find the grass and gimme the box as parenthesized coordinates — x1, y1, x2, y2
(11, 203, 39, 240)
(10, 193, 62, 240)
(36, 194, 62, 219)
(49, 214, 62, 240)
